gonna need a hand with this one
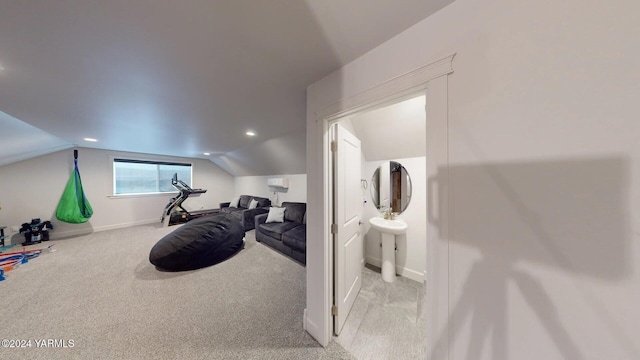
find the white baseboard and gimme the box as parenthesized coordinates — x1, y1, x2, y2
(49, 219, 160, 240)
(91, 219, 160, 233)
(303, 308, 307, 330)
(365, 256, 425, 283)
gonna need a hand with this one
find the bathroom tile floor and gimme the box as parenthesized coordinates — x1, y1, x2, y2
(335, 264, 426, 360)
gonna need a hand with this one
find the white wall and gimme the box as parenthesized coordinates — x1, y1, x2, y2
(0, 147, 234, 240)
(307, 0, 640, 358)
(234, 174, 307, 206)
(363, 157, 427, 283)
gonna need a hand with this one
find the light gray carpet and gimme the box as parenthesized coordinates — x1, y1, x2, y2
(1, 223, 355, 360)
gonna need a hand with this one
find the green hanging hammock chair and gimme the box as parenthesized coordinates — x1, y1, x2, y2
(56, 149, 93, 223)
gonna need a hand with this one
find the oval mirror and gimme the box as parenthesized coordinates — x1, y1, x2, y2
(370, 161, 412, 214)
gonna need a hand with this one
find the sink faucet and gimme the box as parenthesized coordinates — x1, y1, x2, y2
(382, 207, 395, 220)
(380, 207, 388, 219)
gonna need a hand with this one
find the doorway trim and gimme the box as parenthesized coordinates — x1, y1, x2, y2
(307, 53, 454, 358)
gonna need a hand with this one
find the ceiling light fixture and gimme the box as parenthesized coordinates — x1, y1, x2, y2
(84, 137, 98, 142)
(246, 130, 256, 136)
(203, 152, 210, 156)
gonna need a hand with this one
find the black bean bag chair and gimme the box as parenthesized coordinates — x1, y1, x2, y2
(149, 213, 244, 271)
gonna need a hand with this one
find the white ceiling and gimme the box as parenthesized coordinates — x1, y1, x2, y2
(0, 0, 453, 175)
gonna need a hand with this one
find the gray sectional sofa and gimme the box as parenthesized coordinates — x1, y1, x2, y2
(219, 195, 271, 231)
(254, 202, 306, 265)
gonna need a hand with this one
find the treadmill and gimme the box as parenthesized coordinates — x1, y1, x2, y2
(161, 173, 219, 227)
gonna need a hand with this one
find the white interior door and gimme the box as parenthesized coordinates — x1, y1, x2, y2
(333, 123, 362, 335)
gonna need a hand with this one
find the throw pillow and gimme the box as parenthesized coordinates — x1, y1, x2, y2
(229, 197, 240, 208)
(248, 199, 259, 209)
(265, 207, 285, 223)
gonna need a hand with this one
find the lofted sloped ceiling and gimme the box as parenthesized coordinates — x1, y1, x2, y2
(0, 111, 72, 167)
(348, 95, 426, 162)
(0, 0, 454, 175)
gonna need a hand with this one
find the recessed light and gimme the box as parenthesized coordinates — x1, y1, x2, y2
(84, 137, 98, 142)
(0, 65, 4, 72)
(246, 130, 256, 136)
(203, 152, 210, 156)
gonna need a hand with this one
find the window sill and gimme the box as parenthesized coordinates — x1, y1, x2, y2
(108, 192, 177, 199)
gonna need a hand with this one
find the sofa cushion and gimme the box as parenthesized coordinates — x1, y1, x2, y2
(258, 222, 300, 241)
(229, 197, 240, 208)
(248, 199, 259, 209)
(282, 202, 306, 224)
(237, 195, 271, 209)
(220, 207, 243, 215)
(282, 225, 306, 251)
(266, 207, 285, 223)
(252, 196, 271, 208)
(238, 195, 252, 209)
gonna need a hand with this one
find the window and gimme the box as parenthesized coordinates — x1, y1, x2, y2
(113, 158, 192, 195)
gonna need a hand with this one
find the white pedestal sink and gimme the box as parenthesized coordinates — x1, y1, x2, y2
(369, 217, 408, 283)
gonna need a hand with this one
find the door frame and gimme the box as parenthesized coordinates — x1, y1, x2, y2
(308, 53, 455, 358)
